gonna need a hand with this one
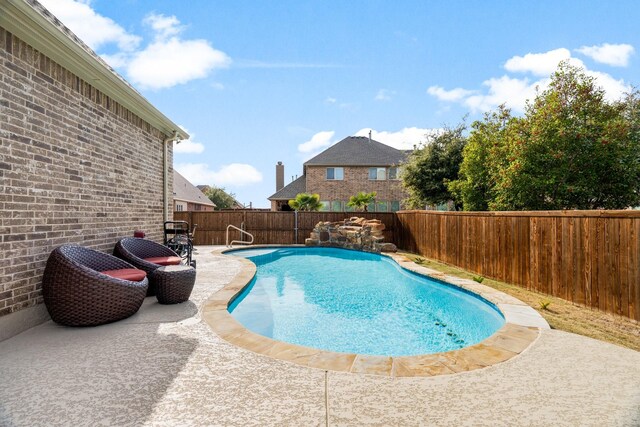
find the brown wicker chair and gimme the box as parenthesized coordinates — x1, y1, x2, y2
(113, 237, 182, 295)
(43, 245, 149, 326)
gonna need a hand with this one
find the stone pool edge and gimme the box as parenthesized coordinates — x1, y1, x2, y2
(202, 245, 549, 378)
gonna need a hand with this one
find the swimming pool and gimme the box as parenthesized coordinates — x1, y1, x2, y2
(228, 247, 504, 357)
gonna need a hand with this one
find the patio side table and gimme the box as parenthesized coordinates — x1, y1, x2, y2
(151, 265, 196, 304)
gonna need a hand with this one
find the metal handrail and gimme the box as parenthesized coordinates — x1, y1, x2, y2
(226, 224, 254, 247)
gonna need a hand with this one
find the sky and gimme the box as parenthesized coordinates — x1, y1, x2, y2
(38, 0, 640, 208)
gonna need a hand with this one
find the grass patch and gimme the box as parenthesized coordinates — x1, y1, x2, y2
(401, 252, 640, 352)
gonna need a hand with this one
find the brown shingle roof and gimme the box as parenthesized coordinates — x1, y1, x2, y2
(304, 136, 407, 166)
(268, 175, 306, 200)
(173, 171, 216, 207)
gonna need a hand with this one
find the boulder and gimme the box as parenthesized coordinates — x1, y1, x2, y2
(367, 222, 386, 232)
(378, 243, 397, 252)
(306, 216, 391, 253)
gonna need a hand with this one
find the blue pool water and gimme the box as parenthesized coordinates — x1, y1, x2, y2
(228, 247, 504, 356)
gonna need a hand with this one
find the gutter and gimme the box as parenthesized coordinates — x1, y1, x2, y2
(163, 131, 182, 222)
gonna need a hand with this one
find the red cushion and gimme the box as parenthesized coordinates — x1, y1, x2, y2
(101, 268, 147, 282)
(144, 256, 182, 266)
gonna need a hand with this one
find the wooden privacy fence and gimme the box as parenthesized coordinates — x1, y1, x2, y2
(174, 209, 639, 321)
(174, 211, 398, 246)
(396, 210, 640, 321)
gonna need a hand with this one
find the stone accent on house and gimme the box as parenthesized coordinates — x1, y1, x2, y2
(0, 27, 173, 321)
(305, 217, 396, 253)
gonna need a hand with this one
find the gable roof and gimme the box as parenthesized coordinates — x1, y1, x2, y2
(304, 136, 407, 167)
(196, 185, 245, 209)
(268, 175, 306, 200)
(173, 171, 216, 207)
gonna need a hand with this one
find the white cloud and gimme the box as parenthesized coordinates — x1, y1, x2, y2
(375, 89, 396, 101)
(355, 127, 441, 150)
(143, 13, 182, 40)
(428, 47, 632, 114)
(126, 38, 230, 89)
(427, 86, 476, 102)
(584, 70, 631, 101)
(576, 43, 635, 67)
(504, 48, 580, 76)
(122, 13, 230, 89)
(464, 75, 546, 113)
(298, 131, 336, 153)
(41, 1, 231, 90)
(173, 126, 205, 154)
(174, 139, 204, 154)
(99, 52, 129, 68)
(324, 97, 337, 104)
(38, 0, 141, 51)
(176, 163, 262, 186)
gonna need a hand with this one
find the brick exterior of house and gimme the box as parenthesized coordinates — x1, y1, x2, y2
(269, 136, 408, 211)
(0, 27, 173, 319)
(175, 201, 215, 212)
(305, 165, 405, 210)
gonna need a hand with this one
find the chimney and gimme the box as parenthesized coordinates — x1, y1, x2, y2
(368, 130, 372, 143)
(276, 161, 284, 191)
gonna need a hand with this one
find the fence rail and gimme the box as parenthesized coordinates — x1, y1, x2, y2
(174, 211, 398, 246)
(396, 210, 640, 321)
(174, 209, 640, 320)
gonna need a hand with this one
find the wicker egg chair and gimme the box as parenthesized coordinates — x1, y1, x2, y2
(42, 245, 149, 326)
(113, 237, 182, 295)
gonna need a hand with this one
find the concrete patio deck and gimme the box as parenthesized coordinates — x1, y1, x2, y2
(1, 246, 639, 426)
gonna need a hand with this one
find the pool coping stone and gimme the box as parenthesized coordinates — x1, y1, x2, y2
(202, 245, 549, 377)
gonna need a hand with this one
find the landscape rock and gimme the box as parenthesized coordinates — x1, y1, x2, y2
(378, 242, 397, 252)
(305, 217, 392, 253)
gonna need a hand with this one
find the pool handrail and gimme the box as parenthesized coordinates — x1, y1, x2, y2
(226, 223, 254, 247)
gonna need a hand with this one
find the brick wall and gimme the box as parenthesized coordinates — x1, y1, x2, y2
(0, 28, 173, 318)
(305, 166, 407, 210)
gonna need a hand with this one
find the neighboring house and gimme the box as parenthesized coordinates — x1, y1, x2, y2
(173, 171, 216, 212)
(0, 0, 188, 339)
(196, 185, 245, 209)
(269, 136, 409, 212)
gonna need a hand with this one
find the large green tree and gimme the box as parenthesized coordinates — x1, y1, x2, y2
(204, 186, 237, 209)
(495, 63, 640, 210)
(288, 193, 323, 211)
(450, 62, 640, 211)
(401, 123, 467, 209)
(447, 107, 516, 211)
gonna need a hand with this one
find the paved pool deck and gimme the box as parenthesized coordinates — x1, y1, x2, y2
(1, 246, 639, 426)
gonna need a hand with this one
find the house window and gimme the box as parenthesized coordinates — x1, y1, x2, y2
(377, 201, 388, 212)
(344, 201, 354, 212)
(176, 204, 183, 211)
(331, 200, 343, 211)
(391, 201, 401, 212)
(319, 201, 329, 211)
(388, 167, 400, 180)
(326, 167, 344, 180)
(368, 167, 386, 180)
(367, 201, 376, 212)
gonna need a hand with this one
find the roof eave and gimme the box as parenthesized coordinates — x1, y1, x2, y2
(0, 0, 188, 140)
(304, 162, 404, 167)
(173, 196, 216, 207)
